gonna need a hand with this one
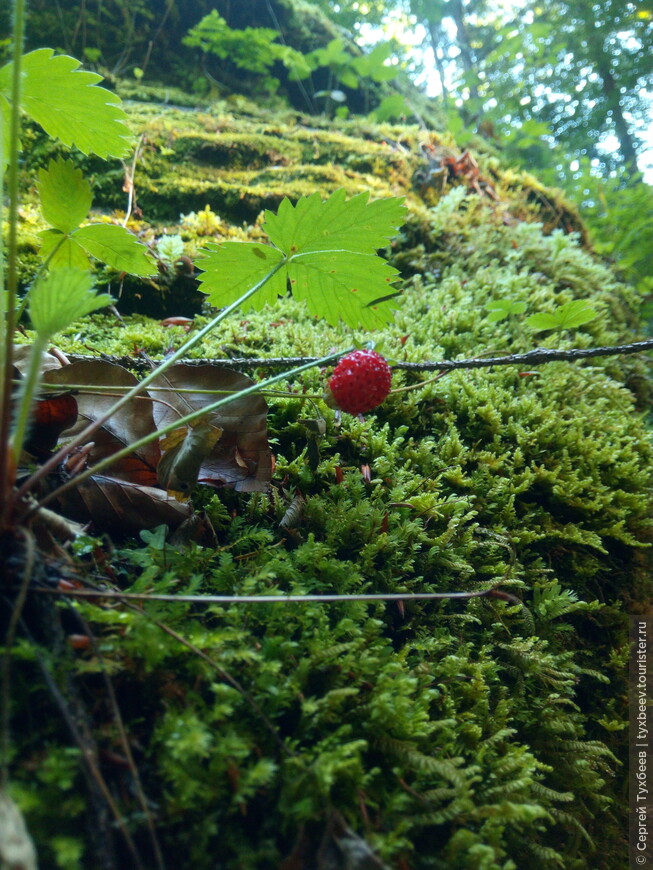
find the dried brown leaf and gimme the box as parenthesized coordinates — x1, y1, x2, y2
(55, 473, 191, 535)
(148, 364, 272, 493)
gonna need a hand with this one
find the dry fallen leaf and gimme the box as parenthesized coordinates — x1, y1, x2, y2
(55, 474, 191, 535)
(148, 364, 272, 492)
(43, 360, 160, 484)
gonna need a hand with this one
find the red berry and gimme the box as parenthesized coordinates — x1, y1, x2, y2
(326, 350, 392, 415)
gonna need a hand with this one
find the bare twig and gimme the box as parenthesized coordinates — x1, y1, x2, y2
(34, 586, 520, 606)
(66, 337, 653, 374)
(121, 135, 144, 226)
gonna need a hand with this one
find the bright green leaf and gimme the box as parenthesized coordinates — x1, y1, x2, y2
(264, 190, 406, 256)
(485, 299, 527, 323)
(526, 299, 598, 332)
(29, 269, 113, 338)
(39, 229, 91, 271)
(337, 68, 359, 89)
(198, 190, 405, 329)
(156, 234, 186, 265)
(72, 224, 156, 276)
(37, 157, 92, 233)
(287, 251, 398, 328)
(0, 49, 131, 158)
(198, 243, 287, 310)
(370, 94, 409, 122)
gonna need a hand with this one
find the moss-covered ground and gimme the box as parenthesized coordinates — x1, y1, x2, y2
(10, 90, 653, 870)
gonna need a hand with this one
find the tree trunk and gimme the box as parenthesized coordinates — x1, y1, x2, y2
(449, 0, 479, 100)
(426, 19, 449, 100)
(578, 3, 640, 178)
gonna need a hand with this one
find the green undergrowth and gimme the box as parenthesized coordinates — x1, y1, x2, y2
(11, 109, 653, 869)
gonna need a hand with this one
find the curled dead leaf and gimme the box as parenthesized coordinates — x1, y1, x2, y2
(148, 364, 272, 493)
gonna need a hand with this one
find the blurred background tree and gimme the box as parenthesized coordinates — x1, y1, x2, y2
(319, 0, 653, 296)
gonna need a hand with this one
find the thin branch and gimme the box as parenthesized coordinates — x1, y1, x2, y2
(34, 587, 520, 606)
(65, 337, 653, 374)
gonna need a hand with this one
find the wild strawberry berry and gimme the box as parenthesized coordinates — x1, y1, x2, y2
(326, 350, 392, 415)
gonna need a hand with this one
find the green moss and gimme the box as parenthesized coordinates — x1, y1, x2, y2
(11, 93, 652, 870)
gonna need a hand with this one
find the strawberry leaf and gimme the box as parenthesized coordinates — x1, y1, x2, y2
(37, 157, 92, 233)
(73, 224, 156, 276)
(198, 243, 286, 309)
(526, 299, 597, 332)
(199, 190, 405, 329)
(29, 269, 113, 338)
(0, 49, 132, 158)
(288, 251, 397, 328)
(39, 230, 92, 271)
(264, 190, 405, 254)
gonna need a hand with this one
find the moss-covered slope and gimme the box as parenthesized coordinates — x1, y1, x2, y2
(12, 93, 652, 870)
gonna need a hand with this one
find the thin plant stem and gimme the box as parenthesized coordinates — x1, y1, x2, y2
(389, 370, 448, 395)
(9, 337, 48, 468)
(33, 586, 521, 607)
(0, 0, 26, 527)
(35, 381, 324, 399)
(1, 527, 34, 787)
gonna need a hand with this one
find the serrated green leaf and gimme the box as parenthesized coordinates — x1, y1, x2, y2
(526, 312, 562, 330)
(0, 49, 131, 158)
(37, 157, 92, 233)
(198, 242, 287, 309)
(264, 190, 406, 255)
(29, 269, 113, 338)
(486, 309, 509, 323)
(288, 251, 398, 328)
(199, 190, 405, 329)
(527, 300, 597, 332)
(72, 224, 156, 275)
(156, 234, 186, 265)
(39, 229, 91, 271)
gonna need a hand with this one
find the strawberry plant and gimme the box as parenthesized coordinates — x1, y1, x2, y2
(0, 22, 406, 532)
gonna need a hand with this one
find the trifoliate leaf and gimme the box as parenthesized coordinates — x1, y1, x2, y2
(198, 190, 405, 329)
(37, 157, 92, 233)
(29, 269, 113, 338)
(264, 190, 405, 254)
(39, 229, 91, 271)
(0, 49, 131, 158)
(526, 299, 597, 332)
(72, 224, 156, 276)
(198, 243, 287, 310)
